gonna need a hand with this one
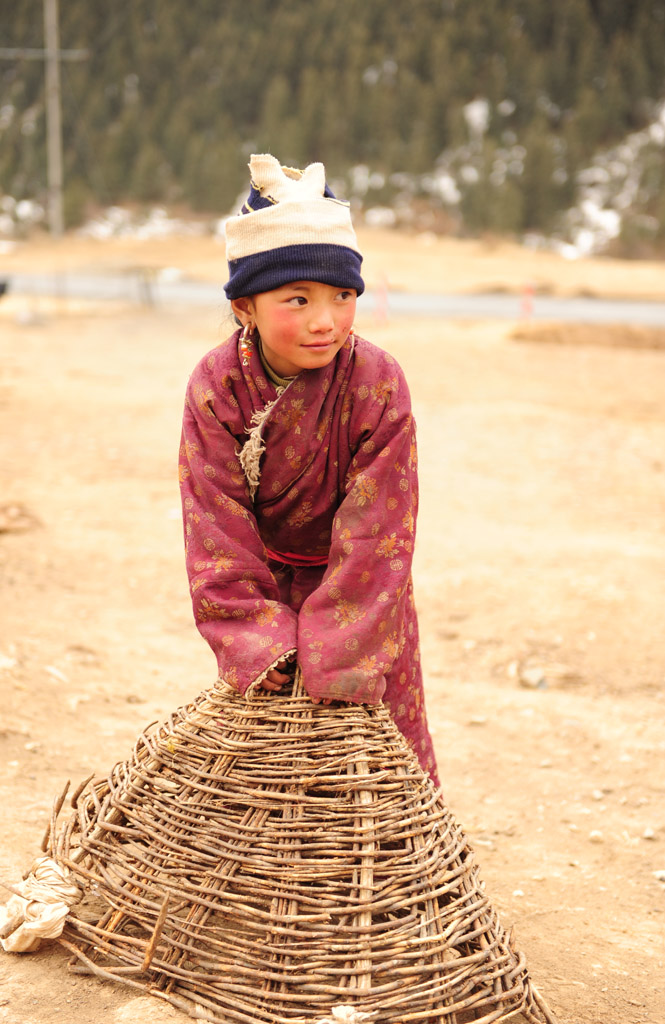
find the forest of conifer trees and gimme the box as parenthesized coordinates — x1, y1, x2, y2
(1, 0, 664, 247)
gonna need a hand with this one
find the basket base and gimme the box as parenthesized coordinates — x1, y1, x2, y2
(46, 682, 558, 1024)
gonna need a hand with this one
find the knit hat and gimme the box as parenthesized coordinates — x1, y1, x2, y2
(224, 154, 364, 300)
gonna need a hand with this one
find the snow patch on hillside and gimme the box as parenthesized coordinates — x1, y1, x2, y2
(557, 101, 665, 256)
(0, 100, 663, 259)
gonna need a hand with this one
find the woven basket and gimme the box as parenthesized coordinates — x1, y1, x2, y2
(45, 676, 558, 1024)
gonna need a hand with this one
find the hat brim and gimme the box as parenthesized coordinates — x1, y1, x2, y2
(224, 243, 365, 300)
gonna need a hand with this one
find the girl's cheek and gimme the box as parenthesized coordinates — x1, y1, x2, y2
(342, 301, 357, 328)
(341, 309, 355, 333)
(269, 308, 300, 337)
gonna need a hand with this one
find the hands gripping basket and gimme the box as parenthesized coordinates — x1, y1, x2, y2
(43, 676, 557, 1024)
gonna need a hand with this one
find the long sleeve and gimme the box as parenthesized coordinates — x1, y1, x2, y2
(297, 363, 418, 704)
(179, 365, 297, 694)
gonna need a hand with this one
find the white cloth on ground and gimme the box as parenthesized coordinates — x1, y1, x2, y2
(0, 856, 80, 953)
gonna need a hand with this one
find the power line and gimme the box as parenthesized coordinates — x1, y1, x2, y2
(0, 48, 89, 59)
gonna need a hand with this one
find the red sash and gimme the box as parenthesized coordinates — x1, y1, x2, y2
(265, 547, 329, 568)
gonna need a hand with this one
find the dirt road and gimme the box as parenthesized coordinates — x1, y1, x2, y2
(1, 238, 664, 1023)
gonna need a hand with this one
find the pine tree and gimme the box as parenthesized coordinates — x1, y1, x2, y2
(1, 0, 664, 235)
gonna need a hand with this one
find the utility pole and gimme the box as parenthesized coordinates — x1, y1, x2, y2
(0, 0, 89, 237)
(43, 0, 64, 236)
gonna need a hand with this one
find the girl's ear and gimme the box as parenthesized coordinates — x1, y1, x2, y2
(230, 296, 255, 324)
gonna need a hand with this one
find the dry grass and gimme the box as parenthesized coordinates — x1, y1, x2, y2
(511, 321, 665, 351)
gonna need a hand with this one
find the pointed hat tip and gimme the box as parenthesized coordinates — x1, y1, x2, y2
(248, 153, 326, 201)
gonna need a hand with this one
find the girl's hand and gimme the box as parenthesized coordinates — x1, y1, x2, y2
(259, 660, 291, 692)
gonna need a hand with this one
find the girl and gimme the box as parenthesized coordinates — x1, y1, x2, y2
(179, 153, 439, 784)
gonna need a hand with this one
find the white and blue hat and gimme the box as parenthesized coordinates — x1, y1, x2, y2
(224, 153, 364, 300)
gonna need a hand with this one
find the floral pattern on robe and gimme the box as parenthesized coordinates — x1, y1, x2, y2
(179, 329, 438, 782)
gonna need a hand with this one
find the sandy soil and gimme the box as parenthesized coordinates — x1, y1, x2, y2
(1, 235, 664, 1024)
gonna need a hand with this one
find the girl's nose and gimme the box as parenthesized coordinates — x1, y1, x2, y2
(308, 302, 335, 331)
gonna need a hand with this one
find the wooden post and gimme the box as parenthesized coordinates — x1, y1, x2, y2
(43, 0, 64, 237)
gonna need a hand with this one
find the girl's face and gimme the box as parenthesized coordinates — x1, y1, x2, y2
(232, 281, 357, 378)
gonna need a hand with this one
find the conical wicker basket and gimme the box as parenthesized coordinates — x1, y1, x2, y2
(45, 677, 558, 1024)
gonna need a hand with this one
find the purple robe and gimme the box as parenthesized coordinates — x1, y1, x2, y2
(179, 329, 438, 783)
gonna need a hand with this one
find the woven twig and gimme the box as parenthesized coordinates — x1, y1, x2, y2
(48, 677, 558, 1024)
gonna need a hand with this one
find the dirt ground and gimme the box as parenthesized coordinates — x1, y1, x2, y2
(0, 233, 664, 1024)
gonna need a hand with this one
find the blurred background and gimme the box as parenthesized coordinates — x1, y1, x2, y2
(1, 0, 665, 256)
(1, 6, 664, 1024)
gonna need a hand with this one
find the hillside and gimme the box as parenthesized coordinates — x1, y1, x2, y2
(1, 0, 664, 250)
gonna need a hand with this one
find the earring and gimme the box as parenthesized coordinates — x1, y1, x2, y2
(240, 321, 254, 343)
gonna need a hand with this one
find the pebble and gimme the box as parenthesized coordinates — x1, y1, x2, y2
(67, 694, 91, 712)
(589, 830, 604, 844)
(642, 828, 656, 841)
(0, 652, 17, 672)
(45, 665, 69, 683)
(512, 889, 525, 898)
(591, 789, 605, 801)
(653, 870, 665, 882)
(519, 666, 547, 689)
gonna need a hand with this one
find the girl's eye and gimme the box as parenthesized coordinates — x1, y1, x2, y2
(337, 290, 354, 301)
(287, 296, 307, 307)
